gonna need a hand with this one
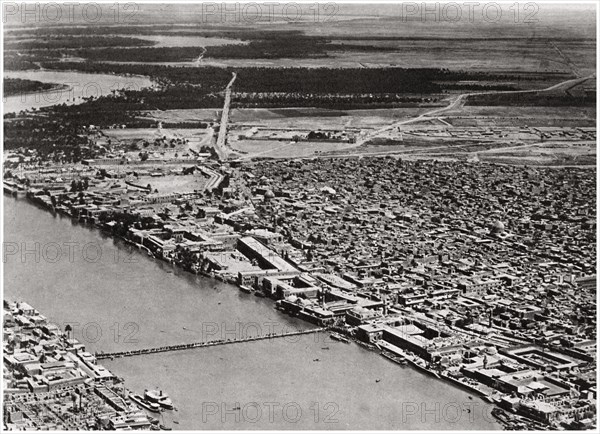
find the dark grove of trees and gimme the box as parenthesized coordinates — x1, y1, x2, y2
(40, 62, 513, 95)
(67, 47, 205, 63)
(4, 114, 89, 161)
(162, 122, 209, 129)
(118, 85, 225, 110)
(234, 67, 448, 94)
(5, 36, 155, 50)
(4, 78, 58, 96)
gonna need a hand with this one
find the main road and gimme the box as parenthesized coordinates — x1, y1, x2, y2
(214, 71, 237, 160)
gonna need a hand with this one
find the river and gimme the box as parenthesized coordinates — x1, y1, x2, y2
(3, 196, 501, 430)
(3, 70, 154, 113)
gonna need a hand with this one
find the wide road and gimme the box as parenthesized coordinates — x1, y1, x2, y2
(214, 71, 237, 160)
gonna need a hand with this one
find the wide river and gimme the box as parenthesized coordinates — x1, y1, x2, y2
(4, 197, 502, 430)
(3, 70, 154, 113)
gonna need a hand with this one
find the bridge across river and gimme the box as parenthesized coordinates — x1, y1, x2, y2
(96, 327, 327, 360)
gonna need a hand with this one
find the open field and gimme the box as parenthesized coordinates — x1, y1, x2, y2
(103, 127, 211, 144)
(444, 106, 596, 128)
(135, 173, 209, 194)
(476, 141, 595, 163)
(221, 94, 596, 164)
(229, 107, 433, 130)
(228, 138, 357, 159)
(313, 138, 596, 166)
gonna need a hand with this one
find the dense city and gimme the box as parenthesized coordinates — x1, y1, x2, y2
(3, 150, 596, 430)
